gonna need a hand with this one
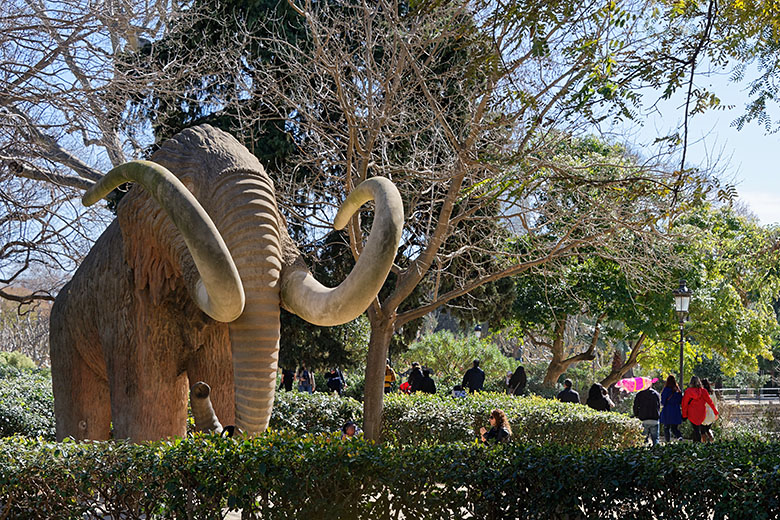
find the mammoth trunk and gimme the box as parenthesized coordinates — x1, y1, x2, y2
(213, 171, 283, 434)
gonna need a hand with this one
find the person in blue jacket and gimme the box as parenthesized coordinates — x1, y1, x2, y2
(659, 375, 684, 442)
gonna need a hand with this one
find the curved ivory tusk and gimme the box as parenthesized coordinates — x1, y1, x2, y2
(281, 177, 403, 326)
(83, 160, 245, 322)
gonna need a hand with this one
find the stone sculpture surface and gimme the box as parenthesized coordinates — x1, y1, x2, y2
(49, 124, 403, 441)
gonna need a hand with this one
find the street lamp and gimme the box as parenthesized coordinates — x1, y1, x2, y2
(673, 279, 692, 386)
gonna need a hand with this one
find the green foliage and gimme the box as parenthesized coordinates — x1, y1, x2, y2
(397, 331, 516, 385)
(641, 205, 780, 377)
(693, 354, 771, 389)
(0, 350, 36, 370)
(269, 391, 362, 435)
(270, 389, 641, 449)
(381, 392, 643, 449)
(0, 366, 55, 439)
(3, 434, 780, 519)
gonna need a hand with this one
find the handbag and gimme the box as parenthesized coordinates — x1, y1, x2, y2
(703, 396, 718, 425)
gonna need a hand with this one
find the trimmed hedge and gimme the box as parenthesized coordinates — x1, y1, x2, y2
(269, 391, 362, 434)
(381, 392, 644, 449)
(0, 369, 639, 450)
(2, 434, 779, 519)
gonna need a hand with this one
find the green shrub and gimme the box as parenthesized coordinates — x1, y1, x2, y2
(0, 350, 36, 370)
(341, 373, 366, 401)
(0, 366, 55, 439)
(2, 434, 779, 519)
(397, 331, 516, 386)
(382, 392, 644, 449)
(269, 390, 362, 435)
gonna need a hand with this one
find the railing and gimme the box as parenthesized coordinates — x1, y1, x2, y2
(716, 387, 780, 402)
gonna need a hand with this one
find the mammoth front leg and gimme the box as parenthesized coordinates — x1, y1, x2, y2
(50, 332, 112, 441)
(104, 320, 190, 442)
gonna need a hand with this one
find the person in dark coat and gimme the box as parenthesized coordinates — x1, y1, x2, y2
(280, 368, 295, 392)
(419, 369, 437, 394)
(479, 408, 512, 444)
(556, 379, 580, 404)
(462, 359, 485, 393)
(296, 364, 314, 393)
(633, 385, 661, 445)
(408, 362, 425, 393)
(326, 368, 346, 395)
(585, 383, 614, 412)
(507, 365, 527, 395)
(659, 375, 684, 442)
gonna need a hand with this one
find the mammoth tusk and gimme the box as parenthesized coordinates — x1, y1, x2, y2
(281, 177, 403, 326)
(83, 160, 245, 322)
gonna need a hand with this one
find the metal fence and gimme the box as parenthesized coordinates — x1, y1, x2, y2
(716, 387, 780, 402)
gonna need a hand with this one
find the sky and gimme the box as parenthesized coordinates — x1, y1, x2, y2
(626, 72, 780, 226)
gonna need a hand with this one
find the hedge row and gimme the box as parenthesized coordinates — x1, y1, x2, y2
(2, 434, 779, 519)
(270, 391, 645, 449)
(0, 375, 642, 450)
(269, 391, 363, 434)
(380, 392, 644, 449)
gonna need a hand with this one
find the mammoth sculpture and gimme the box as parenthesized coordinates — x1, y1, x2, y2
(49, 124, 403, 442)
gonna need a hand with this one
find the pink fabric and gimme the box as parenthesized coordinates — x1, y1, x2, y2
(615, 377, 658, 393)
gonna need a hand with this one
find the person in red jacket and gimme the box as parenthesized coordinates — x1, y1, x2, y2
(681, 376, 718, 442)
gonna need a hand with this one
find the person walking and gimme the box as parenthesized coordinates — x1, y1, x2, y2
(507, 365, 527, 396)
(585, 383, 614, 411)
(297, 364, 315, 393)
(462, 359, 485, 394)
(659, 375, 684, 442)
(279, 368, 295, 392)
(384, 360, 397, 394)
(682, 376, 718, 443)
(420, 368, 437, 394)
(326, 367, 346, 395)
(700, 378, 719, 442)
(557, 379, 581, 404)
(479, 408, 512, 444)
(633, 384, 661, 446)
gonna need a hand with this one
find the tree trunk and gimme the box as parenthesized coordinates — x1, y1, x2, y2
(600, 334, 646, 388)
(543, 359, 569, 386)
(363, 308, 395, 441)
(542, 319, 568, 386)
(541, 315, 602, 386)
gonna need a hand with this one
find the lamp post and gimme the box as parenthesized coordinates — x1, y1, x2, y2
(673, 279, 692, 386)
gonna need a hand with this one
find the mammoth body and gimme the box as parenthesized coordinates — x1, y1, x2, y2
(50, 125, 402, 442)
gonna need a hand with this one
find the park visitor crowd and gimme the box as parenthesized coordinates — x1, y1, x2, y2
(560, 374, 719, 445)
(281, 358, 720, 445)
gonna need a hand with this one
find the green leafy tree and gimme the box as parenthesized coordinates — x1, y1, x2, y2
(396, 330, 516, 387)
(126, 0, 780, 439)
(639, 205, 780, 380)
(139, 0, 711, 439)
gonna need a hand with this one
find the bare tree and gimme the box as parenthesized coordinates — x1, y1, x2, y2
(0, 297, 51, 366)
(0, 0, 249, 302)
(208, 0, 707, 439)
